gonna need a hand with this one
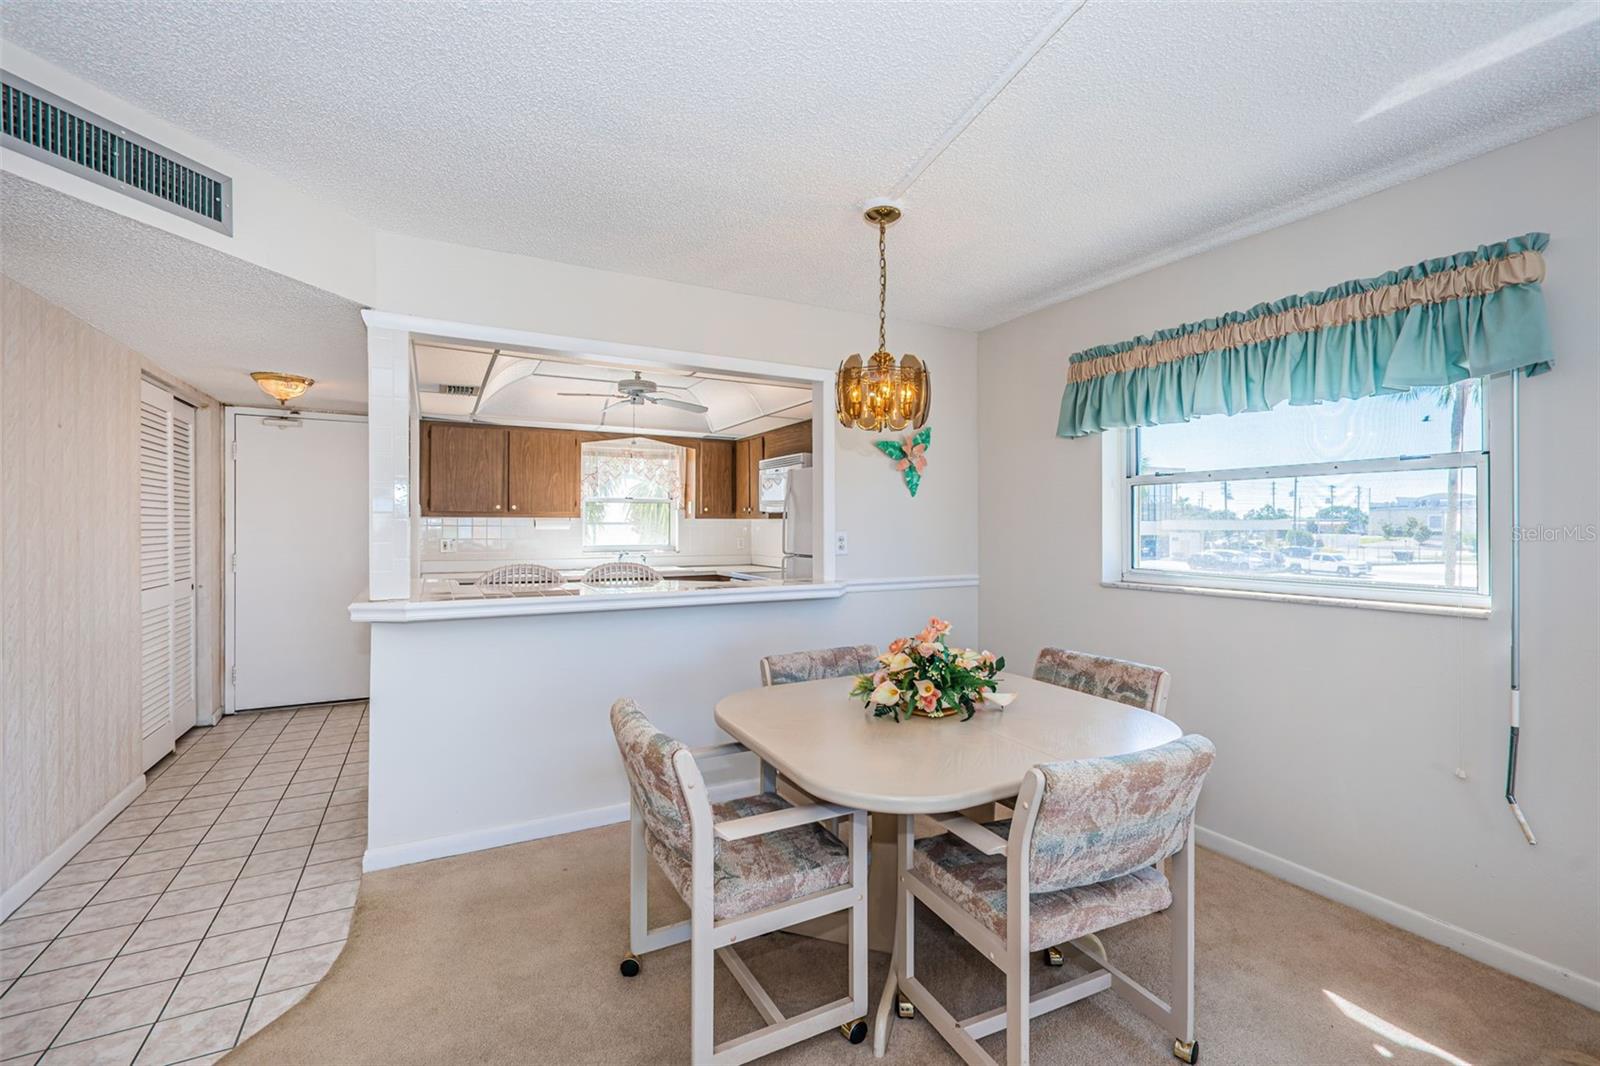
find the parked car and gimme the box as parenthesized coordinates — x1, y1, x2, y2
(1282, 546, 1313, 572)
(1246, 548, 1285, 571)
(1187, 549, 1250, 573)
(1304, 551, 1371, 577)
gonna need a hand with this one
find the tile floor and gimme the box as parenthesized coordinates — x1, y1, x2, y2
(0, 702, 367, 1065)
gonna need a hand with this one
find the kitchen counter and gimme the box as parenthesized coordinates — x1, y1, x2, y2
(350, 572, 843, 621)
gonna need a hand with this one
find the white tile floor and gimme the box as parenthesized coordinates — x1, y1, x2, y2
(0, 702, 367, 1065)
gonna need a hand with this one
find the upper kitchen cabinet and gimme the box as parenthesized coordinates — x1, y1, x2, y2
(694, 439, 736, 519)
(760, 420, 812, 459)
(509, 428, 581, 517)
(734, 436, 759, 517)
(423, 422, 508, 515)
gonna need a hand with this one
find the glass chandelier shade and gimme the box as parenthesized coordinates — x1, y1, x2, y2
(836, 204, 930, 432)
(250, 371, 315, 407)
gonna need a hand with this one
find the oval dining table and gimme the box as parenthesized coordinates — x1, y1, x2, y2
(714, 671, 1182, 1056)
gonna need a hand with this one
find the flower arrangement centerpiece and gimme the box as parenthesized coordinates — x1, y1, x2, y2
(850, 617, 1005, 721)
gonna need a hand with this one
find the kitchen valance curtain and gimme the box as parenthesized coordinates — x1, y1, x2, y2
(1057, 233, 1554, 439)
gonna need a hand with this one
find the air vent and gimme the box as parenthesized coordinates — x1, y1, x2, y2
(1, 72, 231, 235)
(439, 384, 479, 396)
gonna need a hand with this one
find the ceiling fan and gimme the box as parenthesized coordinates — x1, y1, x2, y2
(557, 371, 708, 413)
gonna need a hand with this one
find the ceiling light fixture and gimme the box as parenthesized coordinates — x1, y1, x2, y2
(836, 202, 929, 432)
(250, 371, 315, 408)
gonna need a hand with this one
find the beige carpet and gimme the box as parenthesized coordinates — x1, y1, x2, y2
(225, 824, 1600, 1065)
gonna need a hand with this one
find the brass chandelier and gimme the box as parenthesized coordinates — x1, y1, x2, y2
(836, 204, 929, 432)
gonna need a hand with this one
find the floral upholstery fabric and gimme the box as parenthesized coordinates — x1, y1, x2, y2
(648, 793, 852, 920)
(610, 699, 694, 865)
(761, 644, 881, 686)
(1033, 648, 1170, 715)
(913, 831, 1172, 950)
(1029, 735, 1215, 893)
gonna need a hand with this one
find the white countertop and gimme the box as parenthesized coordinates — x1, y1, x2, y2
(349, 570, 843, 621)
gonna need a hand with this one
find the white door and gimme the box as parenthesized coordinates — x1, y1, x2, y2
(231, 413, 369, 710)
(138, 382, 196, 769)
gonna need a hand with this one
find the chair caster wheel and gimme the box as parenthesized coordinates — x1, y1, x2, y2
(896, 996, 916, 1019)
(839, 1019, 867, 1044)
(1173, 1038, 1199, 1064)
(620, 953, 641, 977)
(1044, 946, 1064, 967)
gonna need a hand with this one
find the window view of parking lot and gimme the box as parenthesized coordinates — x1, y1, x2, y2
(1127, 383, 1485, 602)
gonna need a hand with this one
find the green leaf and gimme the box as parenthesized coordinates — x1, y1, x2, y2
(874, 439, 906, 460)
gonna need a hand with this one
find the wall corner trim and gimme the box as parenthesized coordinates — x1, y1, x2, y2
(1195, 825, 1600, 1011)
(1, 775, 146, 920)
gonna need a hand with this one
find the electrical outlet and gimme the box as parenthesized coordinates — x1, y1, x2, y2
(835, 531, 849, 555)
(440, 538, 455, 553)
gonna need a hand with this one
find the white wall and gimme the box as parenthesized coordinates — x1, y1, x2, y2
(976, 118, 1600, 1005)
(373, 231, 980, 584)
(364, 585, 977, 869)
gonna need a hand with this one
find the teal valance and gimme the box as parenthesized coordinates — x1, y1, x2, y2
(1057, 233, 1554, 439)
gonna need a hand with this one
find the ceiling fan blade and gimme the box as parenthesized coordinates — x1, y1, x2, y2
(556, 391, 620, 398)
(647, 395, 709, 414)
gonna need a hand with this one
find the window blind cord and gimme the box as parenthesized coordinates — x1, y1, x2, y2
(1506, 369, 1536, 845)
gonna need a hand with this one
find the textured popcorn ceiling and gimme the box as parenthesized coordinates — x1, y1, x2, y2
(0, 174, 368, 411)
(3, 1, 1598, 333)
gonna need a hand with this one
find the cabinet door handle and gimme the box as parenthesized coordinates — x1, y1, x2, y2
(510, 504, 518, 511)
(494, 504, 502, 511)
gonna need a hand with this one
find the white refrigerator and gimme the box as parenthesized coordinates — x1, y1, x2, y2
(781, 467, 814, 581)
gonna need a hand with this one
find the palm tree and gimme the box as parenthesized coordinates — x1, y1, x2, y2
(1394, 381, 1478, 587)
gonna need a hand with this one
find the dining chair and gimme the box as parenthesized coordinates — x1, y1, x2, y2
(892, 735, 1215, 1066)
(583, 561, 663, 585)
(477, 562, 565, 589)
(1033, 647, 1171, 716)
(755, 644, 878, 794)
(609, 698, 871, 1065)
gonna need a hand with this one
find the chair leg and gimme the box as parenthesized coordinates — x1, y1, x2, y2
(1168, 833, 1197, 1063)
(1005, 936, 1030, 1065)
(628, 801, 648, 957)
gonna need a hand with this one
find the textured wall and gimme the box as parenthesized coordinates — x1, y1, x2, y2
(1, 277, 144, 894)
(977, 118, 1599, 1000)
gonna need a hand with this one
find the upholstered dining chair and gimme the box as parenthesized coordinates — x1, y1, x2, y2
(609, 699, 871, 1065)
(893, 735, 1216, 1066)
(755, 645, 879, 795)
(1033, 647, 1172, 717)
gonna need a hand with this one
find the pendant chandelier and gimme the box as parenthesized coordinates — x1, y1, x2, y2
(836, 204, 930, 432)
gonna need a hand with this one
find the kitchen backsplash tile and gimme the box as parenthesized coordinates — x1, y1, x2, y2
(419, 516, 765, 572)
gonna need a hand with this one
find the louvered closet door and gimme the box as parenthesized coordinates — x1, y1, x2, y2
(138, 381, 196, 770)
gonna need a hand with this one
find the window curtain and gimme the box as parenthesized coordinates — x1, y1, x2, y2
(1057, 233, 1554, 439)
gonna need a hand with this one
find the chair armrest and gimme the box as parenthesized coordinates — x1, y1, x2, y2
(689, 741, 748, 761)
(714, 802, 859, 842)
(931, 812, 1009, 856)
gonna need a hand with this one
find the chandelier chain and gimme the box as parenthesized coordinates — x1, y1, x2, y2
(878, 222, 888, 352)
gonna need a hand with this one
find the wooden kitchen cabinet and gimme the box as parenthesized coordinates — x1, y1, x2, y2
(424, 422, 508, 515)
(760, 420, 812, 460)
(734, 436, 761, 517)
(508, 428, 581, 517)
(695, 439, 736, 518)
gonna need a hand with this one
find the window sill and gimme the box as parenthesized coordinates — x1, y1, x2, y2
(1101, 579, 1491, 619)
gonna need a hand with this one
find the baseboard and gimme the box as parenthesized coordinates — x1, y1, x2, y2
(1, 776, 146, 920)
(362, 778, 757, 874)
(1196, 825, 1600, 1011)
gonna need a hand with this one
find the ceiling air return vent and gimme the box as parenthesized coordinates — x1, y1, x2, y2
(2, 72, 232, 235)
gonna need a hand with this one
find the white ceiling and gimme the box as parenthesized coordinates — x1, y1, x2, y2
(0, 174, 368, 411)
(413, 343, 812, 437)
(4, 2, 1596, 333)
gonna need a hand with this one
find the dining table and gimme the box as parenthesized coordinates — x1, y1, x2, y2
(713, 670, 1183, 1056)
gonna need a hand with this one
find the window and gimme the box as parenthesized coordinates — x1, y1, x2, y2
(581, 437, 684, 552)
(1120, 383, 1487, 607)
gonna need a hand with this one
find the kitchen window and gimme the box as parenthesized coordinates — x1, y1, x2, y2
(581, 437, 683, 552)
(1119, 382, 1488, 607)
